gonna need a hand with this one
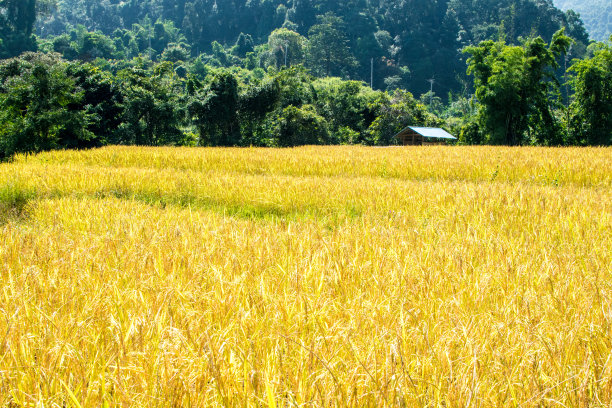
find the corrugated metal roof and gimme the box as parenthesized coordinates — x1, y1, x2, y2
(407, 127, 456, 139)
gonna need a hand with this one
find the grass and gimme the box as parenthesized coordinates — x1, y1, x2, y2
(0, 145, 611, 407)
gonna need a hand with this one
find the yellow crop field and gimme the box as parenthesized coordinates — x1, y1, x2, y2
(0, 145, 611, 407)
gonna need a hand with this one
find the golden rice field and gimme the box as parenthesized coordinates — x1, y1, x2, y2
(0, 145, 611, 407)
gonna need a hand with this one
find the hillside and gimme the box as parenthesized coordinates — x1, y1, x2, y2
(30, 0, 590, 95)
(553, 0, 611, 41)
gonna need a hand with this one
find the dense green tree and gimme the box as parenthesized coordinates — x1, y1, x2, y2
(265, 28, 306, 69)
(233, 32, 255, 58)
(274, 66, 315, 109)
(189, 70, 240, 146)
(79, 31, 116, 61)
(569, 37, 612, 145)
(0, 53, 94, 158)
(239, 78, 280, 145)
(115, 63, 185, 146)
(271, 105, 330, 147)
(66, 62, 124, 143)
(306, 13, 357, 78)
(524, 31, 572, 145)
(311, 77, 378, 138)
(161, 44, 190, 63)
(465, 29, 571, 145)
(458, 121, 484, 145)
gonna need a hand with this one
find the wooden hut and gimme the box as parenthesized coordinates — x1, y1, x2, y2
(395, 126, 457, 145)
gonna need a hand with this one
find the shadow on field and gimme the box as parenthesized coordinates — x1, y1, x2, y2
(0, 184, 36, 224)
(91, 189, 363, 222)
(0, 183, 365, 225)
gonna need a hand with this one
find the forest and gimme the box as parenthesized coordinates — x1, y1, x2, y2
(0, 0, 611, 158)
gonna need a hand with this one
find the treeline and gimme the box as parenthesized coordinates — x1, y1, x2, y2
(1, 31, 610, 160)
(0, 52, 441, 159)
(3, 0, 592, 94)
(1, 0, 610, 156)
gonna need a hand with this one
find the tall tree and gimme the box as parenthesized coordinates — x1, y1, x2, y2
(115, 62, 185, 146)
(189, 70, 240, 146)
(306, 13, 357, 78)
(239, 78, 280, 145)
(569, 37, 612, 145)
(265, 28, 306, 69)
(465, 29, 571, 145)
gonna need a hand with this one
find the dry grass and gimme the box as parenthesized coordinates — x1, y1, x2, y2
(0, 146, 611, 407)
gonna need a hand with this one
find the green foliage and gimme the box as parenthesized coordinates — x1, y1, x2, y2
(0, 0, 37, 57)
(465, 30, 571, 145)
(31, 0, 595, 98)
(239, 78, 281, 145)
(161, 44, 190, 63)
(0, 53, 94, 159)
(311, 77, 378, 139)
(569, 36, 612, 145)
(270, 105, 330, 147)
(336, 126, 360, 144)
(189, 70, 240, 146)
(264, 28, 306, 69)
(79, 31, 116, 61)
(1, 0, 608, 151)
(115, 63, 186, 146)
(459, 121, 484, 145)
(306, 13, 357, 78)
(554, 0, 611, 41)
(274, 66, 315, 108)
(233, 33, 255, 58)
(364, 90, 436, 146)
(66, 62, 123, 143)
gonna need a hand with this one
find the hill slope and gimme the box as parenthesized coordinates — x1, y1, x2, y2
(553, 0, 611, 41)
(34, 0, 590, 95)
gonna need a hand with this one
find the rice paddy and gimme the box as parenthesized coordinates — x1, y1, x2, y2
(0, 145, 611, 407)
